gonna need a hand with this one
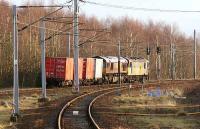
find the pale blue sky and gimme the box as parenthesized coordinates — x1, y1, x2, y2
(11, 0, 200, 37)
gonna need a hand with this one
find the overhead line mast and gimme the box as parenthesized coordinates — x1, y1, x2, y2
(73, 0, 80, 93)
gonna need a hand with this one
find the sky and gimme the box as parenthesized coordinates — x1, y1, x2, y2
(11, 0, 200, 37)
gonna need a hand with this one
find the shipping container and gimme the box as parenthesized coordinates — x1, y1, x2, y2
(55, 58, 67, 80)
(94, 59, 103, 79)
(46, 57, 56, 78)
(45, 57, 74, 81)
(65, 58, 74, 80)
(82, 58, 95, 80)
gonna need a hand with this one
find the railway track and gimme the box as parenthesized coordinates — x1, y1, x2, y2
(0, 79, 197, 95)
(58, 86, 127, 129)
(10, 80, 199, 129)
(0, 85, 114, 95)
(0, 80, 170, 95)
(88, 87, 128, 129)
(87, 83, 200, 129)
(0, 83, 127, 95)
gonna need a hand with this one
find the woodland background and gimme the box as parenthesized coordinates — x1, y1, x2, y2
(0, 0, 199, 87)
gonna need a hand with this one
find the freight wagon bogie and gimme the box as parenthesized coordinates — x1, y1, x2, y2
(46, 78, 59, 86)
(94, 78, 103, 85)
(46, 78, 72, 87)
(125, 75, 148, 83)
(60, 80, 73, 86)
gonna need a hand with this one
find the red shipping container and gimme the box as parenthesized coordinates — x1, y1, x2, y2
(46, 57, 56, 78)
(45, 57, 74, 81)
(55, 58, 66, 79)
(82, 58, 95, 80)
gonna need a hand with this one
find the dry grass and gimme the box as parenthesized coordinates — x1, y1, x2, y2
(0, 101, 12, 129)
(119, 116, 200, 129)
(31, 93, 39, 98)
(0, 124, 5, 129)
(0, 110, 11, 129)
(147, 124, 160, 129)
(34, 119, 44, 128)
(0, 106, 10, 111)
(173, 88, 184, 96)
(112, 94, 177, 107)
(111, 86, 200, 129)
(0, 86, 113, 128)
(176, 110, 188, 116)
(111, 127, 130, 129)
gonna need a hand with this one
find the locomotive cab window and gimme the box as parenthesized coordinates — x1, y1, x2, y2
(130, 62, 132, 67)
(147, 62, 149, 69)
(111, 63, 114, 70)
(144, 62, 146, 69)
(107, 63, 110, 67)
(122, 63, 126, 71)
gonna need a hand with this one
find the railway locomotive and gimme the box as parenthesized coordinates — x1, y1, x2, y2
(45, 56, 149, 86)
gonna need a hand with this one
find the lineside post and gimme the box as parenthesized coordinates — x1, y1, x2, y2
(172, 43, 176, 80)
(194, 29, 197, 80)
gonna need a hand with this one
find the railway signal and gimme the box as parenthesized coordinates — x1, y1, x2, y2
(156, 46, 161, 80)
(117, 40, 121, 96)
(147, 43, 150, 80)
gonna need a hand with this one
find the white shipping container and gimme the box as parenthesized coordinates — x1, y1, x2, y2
(94, 59, 103, 79)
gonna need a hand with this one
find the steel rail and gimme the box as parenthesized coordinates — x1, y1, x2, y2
(0, 80, 184, 95)
(0, 83, 125, 95)
(95, 111, 200, 116)
(57, 86, 125, 129)
(88, 87, 127, 129)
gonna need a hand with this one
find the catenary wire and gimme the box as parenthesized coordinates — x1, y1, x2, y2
(82, 0, 200, 13)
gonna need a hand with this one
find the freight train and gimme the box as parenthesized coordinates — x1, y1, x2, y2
(45, 56, 149, 86)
